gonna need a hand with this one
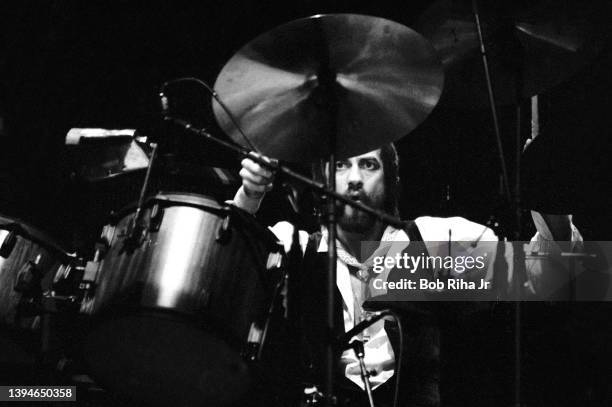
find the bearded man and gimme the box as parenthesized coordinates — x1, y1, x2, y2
(233, 143, 581, 407)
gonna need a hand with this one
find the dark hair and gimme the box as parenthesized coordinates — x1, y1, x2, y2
(380, 143, 400, 216)
(311, 143, 400, 216)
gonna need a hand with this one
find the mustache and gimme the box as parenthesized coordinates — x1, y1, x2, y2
(341, 190, 371, 204)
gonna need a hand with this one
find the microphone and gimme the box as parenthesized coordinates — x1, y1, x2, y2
(158, 77, 257, 151)
(336, 310, 391, 350)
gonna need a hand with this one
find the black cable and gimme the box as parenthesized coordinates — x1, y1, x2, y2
(388, 311, 403, 407)
(160, 77, 258, 152)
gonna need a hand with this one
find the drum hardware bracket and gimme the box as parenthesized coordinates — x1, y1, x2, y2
(78, 258, 100, 299)
(53, 263, 73, 284)
(78, 279, 97, 314)
(126, 142, 158, 251)
(94, 237, 111, 260)
(14, 254, 43, 294)
(215, 213, 232, 243)
(49, 259, 91, 309)
(43, 291, 79, 303)
(13, 255, 45, 317)
(243, 255, 288, 363)
(302, 385, 325, 406)
(78, 280, 96, 294)
(149, 203, 164, 232)
(122, 220, 147, 253)
(243, 322, 264, 362)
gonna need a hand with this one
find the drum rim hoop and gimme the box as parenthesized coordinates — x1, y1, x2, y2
(0, 212, 73, 258)
(108, 191, 227, 222)
(107, 191, 283, 249)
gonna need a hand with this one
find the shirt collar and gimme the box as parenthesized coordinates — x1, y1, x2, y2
(318, 224, 407, 252)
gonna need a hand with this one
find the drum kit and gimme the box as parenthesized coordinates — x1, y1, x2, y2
(0, 3, 604, 406)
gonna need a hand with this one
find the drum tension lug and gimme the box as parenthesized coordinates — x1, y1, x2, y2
(95, 237, 110, 259)
(0, 229, 17, 258)
(149, 203, 164, 232)
(216, 213, 232, 243)
(75, 257, 99, 303)
(123, 219, 147, 253)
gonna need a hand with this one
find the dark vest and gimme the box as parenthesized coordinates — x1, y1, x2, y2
(298, 221, 438, 391)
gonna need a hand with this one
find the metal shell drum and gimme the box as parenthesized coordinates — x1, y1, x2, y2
(80, 193, 284, 406)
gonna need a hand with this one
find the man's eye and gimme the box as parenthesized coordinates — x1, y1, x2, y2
(360, 160, 379, 170)
(336, 161, 349, 170)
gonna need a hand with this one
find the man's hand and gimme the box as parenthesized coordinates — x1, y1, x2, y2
(239, 155, 276, 199)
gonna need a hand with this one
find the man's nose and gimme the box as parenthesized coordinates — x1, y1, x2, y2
(347, 166, 363, 189)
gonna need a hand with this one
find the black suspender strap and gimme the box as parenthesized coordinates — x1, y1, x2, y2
(405, 219, 424, 242)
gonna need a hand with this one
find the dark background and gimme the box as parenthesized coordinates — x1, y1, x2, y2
(1, 1, 612, 406)
(0, 0, 611, 245)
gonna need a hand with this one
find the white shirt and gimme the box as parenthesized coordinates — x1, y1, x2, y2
(270, 216, 500, 390)
(233, 187, 583, 389)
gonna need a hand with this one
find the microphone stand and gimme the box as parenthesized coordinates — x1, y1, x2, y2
(164, 115, 406, 406)
(163, 64, 403, 406)
(337, 311, 392, 407)
(124, 142, 158, 251)
(351, 340, 375, 407)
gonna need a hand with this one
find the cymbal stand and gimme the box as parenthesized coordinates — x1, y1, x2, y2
(324, 151, 338, 406)
(163, 67, 403, 406)
(472, 0, 511, 204)
(163, 114, 407, 406)
(312, 22, 341, 402)
(472, 1, 527, 406)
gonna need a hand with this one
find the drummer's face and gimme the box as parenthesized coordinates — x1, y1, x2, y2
(334, 149, 385, 233)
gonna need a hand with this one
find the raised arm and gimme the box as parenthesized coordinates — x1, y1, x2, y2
(232, 155, 276, 214)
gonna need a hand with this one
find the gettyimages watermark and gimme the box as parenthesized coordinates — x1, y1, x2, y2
(358, 240, 612, 301)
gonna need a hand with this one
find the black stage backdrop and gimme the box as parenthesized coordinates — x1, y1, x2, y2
(0, 1, 611, 405)
(1, 0, 611, 243)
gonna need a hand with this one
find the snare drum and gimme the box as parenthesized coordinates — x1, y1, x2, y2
(80, 193, 284, 406)
(0, 215, 73, 369)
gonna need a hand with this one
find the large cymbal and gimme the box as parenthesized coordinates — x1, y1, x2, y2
(416, 0, 606, 108)
(213, 14, 444, 162)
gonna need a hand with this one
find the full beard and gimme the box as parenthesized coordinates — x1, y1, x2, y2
(338, 208, 376, 234)
(337, 195, 383, 234)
